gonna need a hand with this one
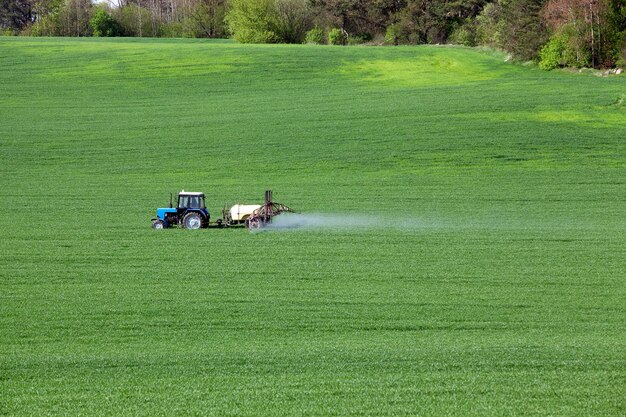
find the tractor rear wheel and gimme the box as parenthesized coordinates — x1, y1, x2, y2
(183, 212, 203, 229)
(152, 219, 165, 229)
(247, 217, 262, 230)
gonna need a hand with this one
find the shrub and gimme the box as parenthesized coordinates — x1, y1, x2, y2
(387, 13, 423, 45)
(384, 23, 400, 45)
(274, 0, 312, 43)
(539, 36, 564, 70)
(159, 22, 185, 38)
(90, 7, 123, 37)
(0, 28, 16, 36)
(181, 17, 207, 38)
(305, 27, 324, 44)
(328, 28, 346, 45)
(28, 15, 60, 36)
(559, 23, 591, 68)
(449, 20, 477, 47)
(539, 24, 591, 70)
(475, 2, 504, 48)
(225, 0, 279, 43)
(618, 46, 626, 68)
(347, 33, 370, 45)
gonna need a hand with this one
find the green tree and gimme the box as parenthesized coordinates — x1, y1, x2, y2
(274, 0, 312, 43)
(474, 2, 504, 46)
(115, 3, 154, 37)
(29, 13, 59, 35)
(90, 6, 122, 36)
(57, 0, 92, 36)
(390, 0, 488, 45)
(541, 0, 624, 68)
(308, 0, 415, 39)
(609, 0, 626, 65)
(190, 0, 227, 38)
(226, 0, 312, 43)
(539, 32, 565, 68)
(225, 0, 279, 43)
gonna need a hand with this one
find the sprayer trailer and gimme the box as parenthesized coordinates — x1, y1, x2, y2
(151, 190, 293, 230)
(223, 204, 262, 226)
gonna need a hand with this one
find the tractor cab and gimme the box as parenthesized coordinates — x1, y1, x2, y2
(178, 192, 205, 209)
(152, 190, 210, 229)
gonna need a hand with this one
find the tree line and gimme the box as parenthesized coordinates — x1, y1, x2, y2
(1, 0, 624, 68)
(0, 0, 227, 38)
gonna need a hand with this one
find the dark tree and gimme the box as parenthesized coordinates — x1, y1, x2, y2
(392, 0, 487, 44)
(0, 0, 34, 30)
(501, 0, 549, 60)
(309, 0, 402, 36)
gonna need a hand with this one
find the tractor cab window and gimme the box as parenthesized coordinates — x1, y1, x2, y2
(192, 196, 205, 208)
(178, 195, 205, 209)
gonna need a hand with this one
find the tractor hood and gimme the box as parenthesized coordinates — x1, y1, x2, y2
(156, 208, 177, 220)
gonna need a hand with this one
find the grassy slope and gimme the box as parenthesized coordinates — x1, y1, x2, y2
(0, 37, 624, 416)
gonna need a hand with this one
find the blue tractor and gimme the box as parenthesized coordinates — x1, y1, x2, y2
(151, 191, 210, 229)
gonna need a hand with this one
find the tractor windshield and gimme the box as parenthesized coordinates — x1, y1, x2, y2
(178, 195, 205, 209)
(190, 196, 204, 208)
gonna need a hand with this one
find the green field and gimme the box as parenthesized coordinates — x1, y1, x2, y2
(1, 37, 625, 416)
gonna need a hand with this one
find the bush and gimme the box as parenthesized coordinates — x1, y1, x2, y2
(347, 33, 369, 45)
(539, 36, 564, 70)
(346, 36, 362, 45)
(560, 23, 591, 68)
(450, 20, 477, 47)
(305, 27, 324, 44)
(160, 14, 224, 39)
(28, 15, 60, 36)
(384, 23, 400, 45)
(0, 28, 16, 36)
(274, 0, 312, 43)
(539, 24, 591, 70)
(475, 2, 504, 48)
(328, 28, 346, 45)
(90, 7, 123, 37)
(225, 0, 279, 43)
(618, 46, 626, 68)
(159, 22, 185, 38)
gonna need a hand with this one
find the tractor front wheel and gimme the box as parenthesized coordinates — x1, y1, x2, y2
(183, 212, 203, 230)
(152, 219, 165, 229)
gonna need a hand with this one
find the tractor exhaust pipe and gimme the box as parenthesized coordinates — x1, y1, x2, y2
(169, 193, 173, 208)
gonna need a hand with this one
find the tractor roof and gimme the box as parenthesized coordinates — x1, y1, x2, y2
(179, 191, 205, 196)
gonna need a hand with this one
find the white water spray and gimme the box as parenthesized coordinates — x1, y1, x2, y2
(260, 213, 445, 232)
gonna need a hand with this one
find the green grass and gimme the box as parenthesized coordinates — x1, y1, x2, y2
(0, 37, 625, 416)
